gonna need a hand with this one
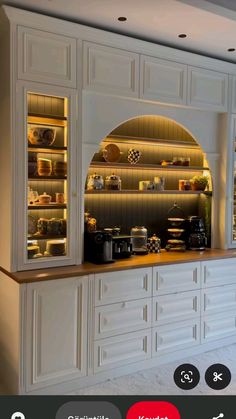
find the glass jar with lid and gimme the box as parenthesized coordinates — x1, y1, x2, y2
(131, 226, 148, 254)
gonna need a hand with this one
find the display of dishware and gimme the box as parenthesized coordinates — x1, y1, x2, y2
(53, 160, 67, 176)
(127, 148, 141, 164)
(147, 234, 161, 253)
(182, 157, 190, 166)
(160, 160, 173, 166)
(28, 214, 37, 234)
(105, 173, 122, 190)
(37, 158, 52, 176)
(87, 173, 104, 190)
(45, 239, 66, 256)
(38, 192, 52, 205)
(173, 157, 183, 166)
(139, 180, 154, 191)
(55, 192, 65, 204)
(28, 189, 39, 204)
(59, 218, 67, 235)
(179, 179, 191, 191)
(167, 228, 184, 238)
(27, 244, 40, 259)
(154, 176, 165, 191)
(28, 152, 37, 176)
(47, 218, 64, 235)
(104, 227, 121, 235)
(168, 217, 185, 227)
(166, 239, 186, 251)
(179, 180, 185, 191)
(28, 127, 56, 146)
(103, 143, 121, 162)
(37, 218, 48, 235)
(131, 226, 148, 254)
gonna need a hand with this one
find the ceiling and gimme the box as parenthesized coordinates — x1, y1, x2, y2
(2, 0, 236, 63)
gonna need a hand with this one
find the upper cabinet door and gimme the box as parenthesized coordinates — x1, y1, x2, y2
(188, 66, 228, 111)
(83, 42, 139, 97)
(230, 76, 236, 113)
(140, 55, 187, 105)
(17, 26, 77, 87)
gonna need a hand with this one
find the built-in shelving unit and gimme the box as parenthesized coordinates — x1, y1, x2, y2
(90, 162, 209, 172)
(27, 92, 68, 261)
(85, 190, 212, 195)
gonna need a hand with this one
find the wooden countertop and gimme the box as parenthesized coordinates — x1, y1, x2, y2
(1, 248, 236, 284)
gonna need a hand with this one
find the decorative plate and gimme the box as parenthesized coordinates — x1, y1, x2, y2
(28, 215, 37, 235)
(103, 143, 121, 162)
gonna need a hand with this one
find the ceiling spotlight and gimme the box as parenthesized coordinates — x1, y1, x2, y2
(178, 33, 187, 38)
(227, 48, 235, 52)
(118, 16, 127, 22)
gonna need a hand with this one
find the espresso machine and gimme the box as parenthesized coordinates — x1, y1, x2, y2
(84, 231, 114, 264)
(185, 216, 207, 250)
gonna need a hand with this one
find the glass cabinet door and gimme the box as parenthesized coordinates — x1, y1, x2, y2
(17, 83, 78, 269)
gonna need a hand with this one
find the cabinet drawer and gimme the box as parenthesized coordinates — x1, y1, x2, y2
(94, 298, 152, 339)
(153, 290, 200, 326)
(188, 66, 228, 111)
(94, 330, 151, 373)
(202, 311, 236, 343)
(94, 268, 152, 306)
(140, 55, 187, 105)
(152, 319, 200, 356)
(18, 26, 76, 87)
(153, 262, 200, 295)
(202, 259, 236, 288)
(83, 42, 139, 97)
(202, 284, 236, 315)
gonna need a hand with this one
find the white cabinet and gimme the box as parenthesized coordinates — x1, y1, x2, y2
(140, 55, 187, 105)
(202, 259, 236, 288)
(231, 76, 236, 113)
(202, 310, 236, 343)
(202, 284, 236, 315)
(25, 277, 88, 392)
(152, 319, 200, 356)
(94, 329, 151, 373)
(83, 42, 139, 97)
(17, 26, 77, 87)
(94, 267, 152, 306)
(188, 66, 228, 111)
(153, 262, 201, 295)
(153, 290, 200, 326)
(94, 298, 152, 340)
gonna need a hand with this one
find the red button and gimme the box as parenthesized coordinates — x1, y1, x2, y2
(127, 401, 180, 419)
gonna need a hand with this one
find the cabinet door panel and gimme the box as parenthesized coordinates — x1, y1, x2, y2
(94, 298, 152, 339)
(25, 277, 87, 391)
(152, 319, 200, 356)
(83, 42, 139, 97)
(188, 66, 228, 111)
(202, 259, 236, 288)
(202, 311, 236, 343)
(141, 55, 187, 104)
(94, 330, 151, 373)
(153, 262, 200, 295)
(95, 268, 152, 306)
(18, 26, 76, 87)
(153, 290, 200, 325)
(202, 284, 236, 315)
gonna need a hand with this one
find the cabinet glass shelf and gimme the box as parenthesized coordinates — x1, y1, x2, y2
(28, 145, 67, 154)
(29, 175, 67, 181)
(28, 204, 67, 210)
(28, 234, 66, 241)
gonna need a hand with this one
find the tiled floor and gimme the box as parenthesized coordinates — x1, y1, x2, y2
(70, 344, 236, 395)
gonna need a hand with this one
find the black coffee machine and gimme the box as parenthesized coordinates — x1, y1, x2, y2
(185, 216, 207, 250)
(84, 231, 114, 264)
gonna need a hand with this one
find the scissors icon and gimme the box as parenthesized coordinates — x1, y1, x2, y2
(213, 372, 223, 382)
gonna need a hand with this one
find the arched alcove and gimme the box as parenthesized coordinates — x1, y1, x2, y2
(84, 115, 213, 251)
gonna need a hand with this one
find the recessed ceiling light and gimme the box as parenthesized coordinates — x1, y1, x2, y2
(178, 34, 187, 38)
(118, 16, 127, 22)
(227, 48, 235, 52)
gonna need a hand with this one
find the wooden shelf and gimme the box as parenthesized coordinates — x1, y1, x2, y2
(28, 204, 67, 210)
(29, 175, 67, 181)
(90, 162, 209, 171)
(106, 135, 199, 149)
(28, 234, 66, 241)
(28, 145, 67, 154)
(85, 189, 212, 195)
(28, 115, 66, 127)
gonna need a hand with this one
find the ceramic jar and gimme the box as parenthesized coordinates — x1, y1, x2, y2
(87, 173, 104, 190)
(38, 192, 52, 204)
(105, 173, 121, 190)
(147, 234, 161, 253)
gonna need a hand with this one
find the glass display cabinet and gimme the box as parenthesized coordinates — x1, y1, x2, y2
(16, 83, 78, 270)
